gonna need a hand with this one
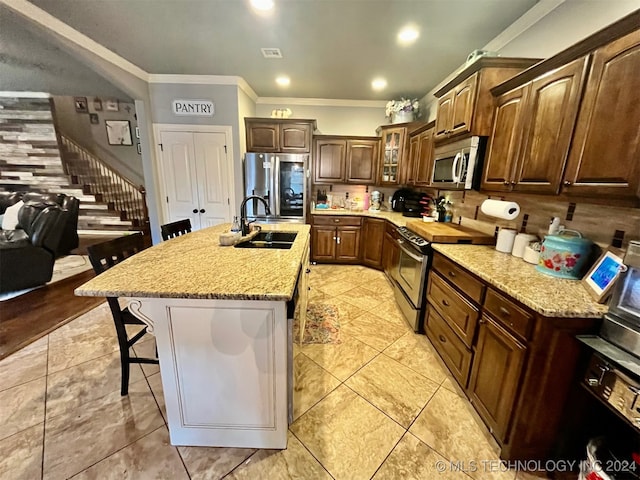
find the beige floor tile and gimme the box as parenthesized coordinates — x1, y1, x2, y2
(147, 372, 167, 422)
(43, 378, 164, 480)
(290, 385, 404, 480)
(335, 286, 388, 311)
(315, 279, 354, 298)
(409, 388, 515, 480)
(0, 376, 45, 441)
(368, 299, 410, 330)
(71, 426, 188, 479)
(131, 336, 160, 376)
(346, 354, 438, 428)
(46, 351, 145, 419)
(227, 431, 330, 480)
(307, 286, 328, 302)
(340, 310, 408, 351)
(0, 336, 47, 392)
(47, 304, 119, 374)
(179, 444, 256, 480)
(293, 353, 341, 420)
(373, 432, 473, 480)
(360, 277, 395, 298)
(0, 423, 43, 480)
(441, 374, 466, 397)
(326, 297, 366, 324)
(301, 332, 378, 381)
(383, 332, 448, 384)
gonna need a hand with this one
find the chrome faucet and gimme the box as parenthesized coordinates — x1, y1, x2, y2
(240, 195, 271, 235)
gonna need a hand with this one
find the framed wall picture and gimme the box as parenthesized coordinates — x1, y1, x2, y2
(582, 249, 627, 303)
(105, 120, 133, 146)
(105, 99, 119, 111)
(93, 98, 103, 111)
(89, 113, 99, 124)
(74, 97, 88, 113)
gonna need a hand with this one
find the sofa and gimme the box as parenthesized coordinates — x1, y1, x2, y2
(0, 191, 80, 257)
(0, 202, 67, 293)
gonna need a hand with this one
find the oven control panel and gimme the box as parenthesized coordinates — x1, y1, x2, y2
(584, 354, 640, 431)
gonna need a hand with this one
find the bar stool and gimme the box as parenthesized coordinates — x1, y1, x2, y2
(160, 219, 192, 241)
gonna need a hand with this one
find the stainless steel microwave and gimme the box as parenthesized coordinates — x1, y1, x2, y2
(431, 136, 486, 190)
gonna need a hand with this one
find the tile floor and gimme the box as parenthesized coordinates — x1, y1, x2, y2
(0, 264, 549, 479)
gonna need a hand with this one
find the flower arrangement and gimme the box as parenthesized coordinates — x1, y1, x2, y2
(385, 97, 419, 118)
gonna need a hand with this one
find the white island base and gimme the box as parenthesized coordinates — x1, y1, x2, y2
(126, 296, 290, 449)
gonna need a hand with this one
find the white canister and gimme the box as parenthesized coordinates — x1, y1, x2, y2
(511, 233, 538, 258)
(496, 228, 517, 253)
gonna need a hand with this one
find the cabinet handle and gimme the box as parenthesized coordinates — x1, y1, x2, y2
(192, 209, 198, 213)
(564, 181, 572, 186)
(438, 334, 447, 343)
(442, 299, 450, 307)
(306, 268, 311, 274)
(510, 181, 516, 185)
(499, 306, 511, 317)
(479, 318, 487, 324)
(334, 219, 340, 223)
(503, 181, 510, 186)
(199, 209, 205, 214)
(336, 236, 341, 245)
(448, 271, 456, 278)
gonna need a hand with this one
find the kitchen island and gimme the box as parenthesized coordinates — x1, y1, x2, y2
(75, 223, 311, 449)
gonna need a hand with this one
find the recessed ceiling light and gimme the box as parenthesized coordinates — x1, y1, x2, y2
(371, 78, 387, 91)
(276, 76, 290, 87)
(250, 0, 274, 11)
(398, 25, 419, 45)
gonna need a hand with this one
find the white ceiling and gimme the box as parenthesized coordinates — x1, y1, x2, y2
(26, 0, 539, 100)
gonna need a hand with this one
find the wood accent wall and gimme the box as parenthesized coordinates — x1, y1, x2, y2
(0, 95, 65, 190)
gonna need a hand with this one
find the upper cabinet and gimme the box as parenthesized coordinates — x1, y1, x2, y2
(482, 57, 588, 193)
(378, 125, 407, 185)
(313, 135, 379, 184)
(433, 58, 541, 143)
(481, 12, 640, 203)
(407, 121, 436, 187)
(562, 29, 640, 200)
(245, 118, 316, 153)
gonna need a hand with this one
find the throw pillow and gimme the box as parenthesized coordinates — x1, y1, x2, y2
(2, 200, 24, 230)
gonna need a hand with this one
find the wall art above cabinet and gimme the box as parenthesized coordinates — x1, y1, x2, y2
(245, 118, 316, 153)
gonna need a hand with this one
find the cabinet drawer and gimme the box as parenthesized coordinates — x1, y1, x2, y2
(385, 221, 400, 237)
(427, 272, 479, 347)
(483, 288, 533, 341)
(432, 254, 485, 304)
(312, 215, 362, 226)
(426, 305, 473, 388)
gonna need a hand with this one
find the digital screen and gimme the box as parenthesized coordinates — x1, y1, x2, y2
(590, 255, 621, 291)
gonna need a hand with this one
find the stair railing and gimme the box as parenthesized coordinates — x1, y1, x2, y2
(59, 135, 150, 235)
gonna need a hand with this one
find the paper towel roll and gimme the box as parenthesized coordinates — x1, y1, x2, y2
(511, 233, 537, 258)
(496, 228, 517, 253)
(480, 199, 521, 220)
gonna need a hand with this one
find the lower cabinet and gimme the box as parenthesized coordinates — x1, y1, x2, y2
(361, 217, 385, 269)
(382, 221, 400, 276)
(311, 215, 361, 263)
(467, 315, 526, 440)
(425, 251, 599, 460)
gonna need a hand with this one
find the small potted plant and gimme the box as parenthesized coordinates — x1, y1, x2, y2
(385, 97, 420, 123)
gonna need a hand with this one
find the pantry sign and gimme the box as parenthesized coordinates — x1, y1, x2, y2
(172, 99, 215, 116)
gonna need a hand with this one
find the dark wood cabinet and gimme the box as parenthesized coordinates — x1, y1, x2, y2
(482, 58, 588, 193)
(468, 315, 527, 441)
(563, 29, 640, 201)
(313, 136, 378, 184)
(408, 124, 435, 187)
(406, 134, 420, 185)
(433, 58, 540, 143)
(378, 125, 410, 185)
(310, 215, 361, 263)
(245, 118, 315, 153)
(361, 218, 385, 269)
(382, 222, 400, 277)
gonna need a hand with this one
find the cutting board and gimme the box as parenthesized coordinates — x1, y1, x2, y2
(406, 220, 495, 245)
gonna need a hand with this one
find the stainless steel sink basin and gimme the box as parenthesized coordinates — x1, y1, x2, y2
(234, 231, 297, 249)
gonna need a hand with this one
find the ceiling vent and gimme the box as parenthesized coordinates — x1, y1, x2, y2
(261, 48, 283, 59)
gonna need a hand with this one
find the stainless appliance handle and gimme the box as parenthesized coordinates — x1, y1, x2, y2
(397, 239, 424, 263)
(273, 156, 280, 216)
(451, 152, 461, 183)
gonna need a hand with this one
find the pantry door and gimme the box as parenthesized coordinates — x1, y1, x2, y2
(158, 128, 233, 230)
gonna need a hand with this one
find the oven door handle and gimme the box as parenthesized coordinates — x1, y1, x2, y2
(397, 239, 424, 263)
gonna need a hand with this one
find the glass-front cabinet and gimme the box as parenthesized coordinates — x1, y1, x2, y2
(378, 126, 408, 185)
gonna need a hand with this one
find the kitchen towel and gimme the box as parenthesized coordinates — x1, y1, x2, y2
(480, 199, 521, 220)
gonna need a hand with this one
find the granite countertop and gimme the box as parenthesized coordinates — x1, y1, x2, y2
(432, 244, 609, 319)
(311, 208, 408, 226)
(75, 223, 311, 301)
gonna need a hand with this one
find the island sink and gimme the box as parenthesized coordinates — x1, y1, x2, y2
(234, 231, 297, 249)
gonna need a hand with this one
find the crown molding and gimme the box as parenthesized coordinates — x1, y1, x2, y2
(1, 0, 149, 82)
(256, 97, 387, 108)
(0, 91, 51, 98)
(148, 74, 259, 101)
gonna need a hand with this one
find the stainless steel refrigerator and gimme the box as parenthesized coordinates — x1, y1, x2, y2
(243, 153, 308, 223)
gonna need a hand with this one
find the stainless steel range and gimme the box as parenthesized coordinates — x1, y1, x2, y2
(389, 226, 431, 332)
(579, 240, 640, 433)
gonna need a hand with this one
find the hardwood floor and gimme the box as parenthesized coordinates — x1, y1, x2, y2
(0, 268, 105, 361)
